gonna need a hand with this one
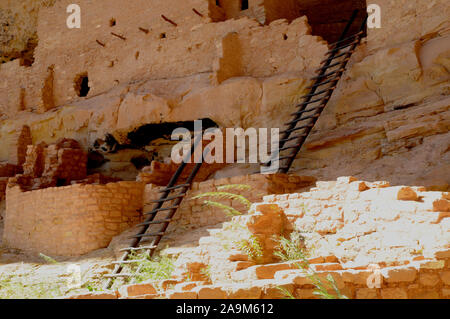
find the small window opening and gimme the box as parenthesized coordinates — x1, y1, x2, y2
(241, 0, 249, 11)
(74, 73, 90, 97)
(109, 18, 116, 27)
(216, 0, 221, 7)
(131, 156, 151, 170)
(160, 33, 167, 39)
(56, 178, 67, 187)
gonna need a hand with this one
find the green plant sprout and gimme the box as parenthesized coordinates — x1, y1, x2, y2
(274, 233, 348, 300)
(192, 184, 252, 217)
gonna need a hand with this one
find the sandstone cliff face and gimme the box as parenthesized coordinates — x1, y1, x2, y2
(0, 0, 56, 64)
(0, 0, 448, 188)
(293, 0, 450, 189)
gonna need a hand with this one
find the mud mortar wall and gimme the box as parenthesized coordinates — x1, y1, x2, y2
(3, 181, 144, 256)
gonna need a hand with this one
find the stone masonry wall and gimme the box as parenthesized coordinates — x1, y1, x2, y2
(3, 181, 144, 256)
(68, 176, 450, 300)
(99, 248, 450, 300)
(141, 173, 316, 239)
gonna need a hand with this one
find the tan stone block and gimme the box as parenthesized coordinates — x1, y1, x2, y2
(356, 288, 379, 299)
(66, 291, 118, 299)
(349, 181, 369, 192)
(118, 283, 157, 298)
(381, 288, 408, 299)
(419, 273, 441, 287)
(228, 253, 249, 262)
(226, 286, 261, 299)
(308, 257, 325, 264)
(397, 187, 419, 201)
(420, 260, 445, 270)
(123, 293, 162, 299)
(294, 288, 317, 299)
(324, 255, 340, 263)
(442, 288, 450, 299)
(194, 286, 227, 299)
(408, 288, 440, 299)
(169, 291, 198, 299)
(160, 279, 181, 291)
(236, 261, 256, 271)
(433, 199, 450, 212)
(342, 270, 373, 286)
(255, 263, 292, 280)
(440, 271, 450, 285)
(313, 263, 344, 272)
(174, 282, 201, 292)
(381, 267, 417, 283)
(262, 283, 295, 299)
(105, 222, 119, 231)
(337, 176, 358, 184)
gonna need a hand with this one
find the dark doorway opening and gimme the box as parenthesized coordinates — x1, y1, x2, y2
(241, 0, 249, 11)
(297, 0, 367, 43)
(74, 73, 90, 97)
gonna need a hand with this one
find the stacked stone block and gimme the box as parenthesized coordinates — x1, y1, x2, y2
(3, 181, 144, 256)
(11, 138, 88, 191)
(142, 173, 316, 235)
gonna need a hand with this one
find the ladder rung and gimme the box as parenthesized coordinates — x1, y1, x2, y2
(296, 113, 320, 122)
(104, 273, 133, 278)
(316, 61, 345, 74)
(280, 133, 308, 144)
(137, 219, 172, 227)
(295, 98, 327, 109)
(302, 87, 336, 99)
(306, 77, 340, 90)
(279, 144, 302, 152)
(326, 41, 357, 55)
(284, 114, 320, 125)
(312, 69, 345, 80)
(130, 232, 165, 239)
(144, 205, 180, 215)
(320, 59, 349, 71)
(321, 51, 352, 64)
(119, 245, 157, 252)
(329, 31, 363, 48)
(159, 184, 190, 192)
(291, 106, 324, 117)
(150, 194, 186, 203)
(285, 113, 322, 126)
(284, 124, 314, 134)
(111, 259, 147, 265)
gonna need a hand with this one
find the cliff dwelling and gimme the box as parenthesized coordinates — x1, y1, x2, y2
(0, 0, 448, 301)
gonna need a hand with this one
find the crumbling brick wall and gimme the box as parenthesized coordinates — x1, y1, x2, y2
(12, 138, 88, 191)
(8, 125, 32, 168)
(0, 178, 7, 201)
(3, 181, 144, 256)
